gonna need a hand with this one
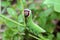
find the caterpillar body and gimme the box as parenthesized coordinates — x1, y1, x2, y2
(24, 9, 46, 36)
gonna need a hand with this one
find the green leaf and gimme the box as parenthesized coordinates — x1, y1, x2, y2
(17, 0, 25, 32)
(17, 0, 24, 11)
(18, 11, 25, 33)
(18, 14, 24, 24)
(3, 28, 18, 40)
(38, 17, 47, 27)
(54, 0, 60, 12)
(47, 34, 54, 40)
(1, 1, 10, 7)
(38, 8, 53, 27)
(44, 0, 60, 12)
(54, 4, 60, 12)
(44, 0, 54, 5)
(7, 8, 17, 19)
(22, 0, 26, 6)
(0, 14, 25, 40)
(57, 32, 60, 40)
(40, 8, 53, 17)
(29, 3, 36, 10)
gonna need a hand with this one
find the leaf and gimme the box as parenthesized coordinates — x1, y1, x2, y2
(50, 13, 57, 20)
(0, 14, 25, 40)
(18, 11, 25, 33)
(22, 0, 26, 6)
(1, 1, 10, 7)
(3, 28, 18, 40)
(16, 0, 25, 32)
(40, 8, 53, 17)
(29, 3, 36, 10)
(44, 0, 60, 12)
(16, 0, 25, 40)
(47, 34, 54, 40)
(38, 8, 53, 27)
(18, 13, 24, 23)
(54, 4, 60, 12)
(7, 8, 17, 19)
(44, 0, 54, 5)
(17, 0, 24, 11)
(57, 32, 60, 40)
(54, 0, 60, 12)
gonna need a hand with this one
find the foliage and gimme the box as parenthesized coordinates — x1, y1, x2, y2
(0, 0, 60, 40)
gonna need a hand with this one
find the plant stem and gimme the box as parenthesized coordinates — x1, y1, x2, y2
(28, 34, 40, 40)
(0, 14, 25, 26)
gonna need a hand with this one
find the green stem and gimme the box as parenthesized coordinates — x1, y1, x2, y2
(28, 34, 40, 40)
(38, 34, 49, 40)
(0, 14, 25, 26)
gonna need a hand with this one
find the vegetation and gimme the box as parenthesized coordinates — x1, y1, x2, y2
(0, 0, 60, 40)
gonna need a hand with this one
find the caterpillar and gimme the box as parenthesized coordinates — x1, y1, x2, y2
(24, 9, 46, 36)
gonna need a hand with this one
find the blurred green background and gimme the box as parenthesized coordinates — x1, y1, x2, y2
(0, 0, 60, 40)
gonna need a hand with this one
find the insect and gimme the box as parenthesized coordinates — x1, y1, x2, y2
(52, 19, 60, 37)
(24, 9, 46, 36)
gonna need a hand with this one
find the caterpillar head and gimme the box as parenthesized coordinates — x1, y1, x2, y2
(24, 9, 31, 17)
